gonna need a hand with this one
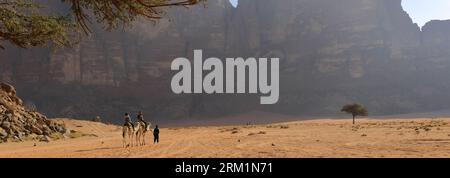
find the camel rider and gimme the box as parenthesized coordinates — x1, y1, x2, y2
(124, 113, 133, 128)
(137, 111, 148, 128)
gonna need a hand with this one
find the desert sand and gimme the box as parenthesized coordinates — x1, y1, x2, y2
(0, 117, 450, 158)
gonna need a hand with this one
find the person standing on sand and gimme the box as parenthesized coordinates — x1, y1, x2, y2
(153, 125, 160, 144)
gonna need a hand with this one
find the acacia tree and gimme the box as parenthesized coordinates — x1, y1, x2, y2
(341, 103, 368, 125)
(0, 0, 203, 50)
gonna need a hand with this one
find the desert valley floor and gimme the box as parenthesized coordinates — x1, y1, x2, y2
(1, 117, 450, 158)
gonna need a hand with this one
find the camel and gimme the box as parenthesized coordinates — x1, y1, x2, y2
(134, 121, 152, 146)
(122, 124, 134, 148)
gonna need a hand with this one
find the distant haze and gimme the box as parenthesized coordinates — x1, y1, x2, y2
(227, 1, 450, 27)
(229, 0, 238, 7)
(3, 0, 450, 124)
(402, 0, 450, 27)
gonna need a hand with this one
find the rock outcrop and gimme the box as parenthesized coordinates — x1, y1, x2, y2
(0, 83, 66, 143)
(1, 0, 450, 122)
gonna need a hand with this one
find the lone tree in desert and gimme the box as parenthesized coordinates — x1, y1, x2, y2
(0, 0, 203, 50)
(341, 103, 368, 125)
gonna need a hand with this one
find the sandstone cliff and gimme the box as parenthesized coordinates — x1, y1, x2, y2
(1, 0, 450, 123)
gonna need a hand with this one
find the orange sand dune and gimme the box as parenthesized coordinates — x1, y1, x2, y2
(1, 117, 450, 158)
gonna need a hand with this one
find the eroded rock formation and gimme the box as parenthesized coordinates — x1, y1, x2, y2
(0, 83, 66, 142)
(1, 0, 450, 123)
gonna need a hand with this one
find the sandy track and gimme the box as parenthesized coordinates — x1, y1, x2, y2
(1, 118, 450, 158)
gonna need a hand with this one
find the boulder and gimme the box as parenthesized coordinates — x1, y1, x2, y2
(0, 83, 16, 96)
(0, 127, 7, 138)
(15, 132, 24, 140)
(39, 135, 50, 142)
(1, 121, 11, 129)
(30, 125, 43, 135)
(42, 125, 52, 133)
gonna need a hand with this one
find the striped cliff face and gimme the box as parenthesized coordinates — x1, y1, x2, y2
(1, 0, 450, 123)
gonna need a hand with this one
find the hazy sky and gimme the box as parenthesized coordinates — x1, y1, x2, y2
(229, 0, 238, 7)
(402, 0, 450, 27)
(229, 0, 450, 27)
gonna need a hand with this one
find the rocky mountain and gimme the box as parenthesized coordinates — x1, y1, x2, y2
(1, 0, 450, 123)
(0, 83, 66, 142)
